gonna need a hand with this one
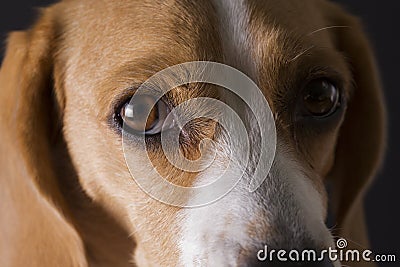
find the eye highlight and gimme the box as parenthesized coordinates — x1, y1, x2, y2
(301, 79, 341, 118)
(119, 95, 171, 135)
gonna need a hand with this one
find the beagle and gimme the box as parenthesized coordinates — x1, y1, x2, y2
(0, 0, 385, 266)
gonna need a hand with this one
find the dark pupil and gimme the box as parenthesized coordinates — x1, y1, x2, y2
(304, 80, 338, 116)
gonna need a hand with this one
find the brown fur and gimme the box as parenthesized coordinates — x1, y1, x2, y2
(0, 0, 385, 266)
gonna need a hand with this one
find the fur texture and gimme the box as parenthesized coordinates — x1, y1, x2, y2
(0, 0, 385, 266)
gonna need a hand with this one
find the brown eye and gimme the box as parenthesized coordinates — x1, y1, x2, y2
(120, 95, 170, 135)
(302, 79, 340, 117)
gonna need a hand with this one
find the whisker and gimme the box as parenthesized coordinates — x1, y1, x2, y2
(307, 25, 350, 36)
(288, 45, 315, 62)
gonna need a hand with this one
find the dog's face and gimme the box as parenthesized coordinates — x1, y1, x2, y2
(0, 0, 385, 266)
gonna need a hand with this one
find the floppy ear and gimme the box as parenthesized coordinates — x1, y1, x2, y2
(0, 10, 87, 267)
(321, 2, 386, 250)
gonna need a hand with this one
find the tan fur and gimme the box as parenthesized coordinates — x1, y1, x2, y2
(0, 0, 385, 266)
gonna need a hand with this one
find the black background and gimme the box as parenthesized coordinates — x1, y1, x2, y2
(1, 0, 399, 263)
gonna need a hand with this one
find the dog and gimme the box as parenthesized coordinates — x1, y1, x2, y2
(0, 0, 385, 266)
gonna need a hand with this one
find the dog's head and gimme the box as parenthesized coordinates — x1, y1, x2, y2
(0, 0, 385, 266)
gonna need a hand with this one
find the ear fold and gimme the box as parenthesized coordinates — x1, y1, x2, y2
(321, 2, 386, 250)
(0, 10, 87, 267)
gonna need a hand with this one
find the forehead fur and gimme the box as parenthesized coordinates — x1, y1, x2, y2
(52, 0, 350, 110)
(50, 0, 352, 186)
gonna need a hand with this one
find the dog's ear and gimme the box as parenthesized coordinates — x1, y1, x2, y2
(0, 9, 87, 267)
(321, 2, 386, 248)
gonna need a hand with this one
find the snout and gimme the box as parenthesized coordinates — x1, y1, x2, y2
(179, 149, 336, 266)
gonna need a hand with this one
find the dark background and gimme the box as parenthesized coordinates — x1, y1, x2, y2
(1, 0, 399, 264)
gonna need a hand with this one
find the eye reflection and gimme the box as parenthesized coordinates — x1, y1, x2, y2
(302, 79, 340, 117)
(120, 95, 170, 135)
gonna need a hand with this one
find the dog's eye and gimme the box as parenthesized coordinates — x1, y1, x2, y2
(120, 95, 170, 135)
(302, 79, 340, 117)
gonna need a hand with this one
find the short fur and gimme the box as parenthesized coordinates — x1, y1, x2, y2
(0, 0, 385, 266)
